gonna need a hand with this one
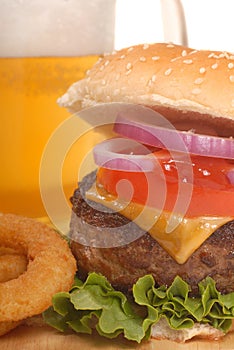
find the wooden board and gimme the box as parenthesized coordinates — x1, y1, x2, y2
(0, 325, 233, 350)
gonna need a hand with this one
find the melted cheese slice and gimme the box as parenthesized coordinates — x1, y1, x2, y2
(86, 184, 233, 264)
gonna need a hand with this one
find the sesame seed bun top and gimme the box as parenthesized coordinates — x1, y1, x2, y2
(58, 43, 234, 134)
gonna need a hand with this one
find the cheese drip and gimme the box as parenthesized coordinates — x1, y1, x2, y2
(86, 183, 233, 264)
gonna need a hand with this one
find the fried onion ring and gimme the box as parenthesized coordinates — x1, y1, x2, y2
(0, 254, 28, 283)
(0, 213, 76, 323)
(0, 246, 23, 256)
(0, 320, 22, 336)
(0, 247, 28, 335)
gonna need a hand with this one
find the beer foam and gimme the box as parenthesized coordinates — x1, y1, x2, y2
(0, 0, 116, 57)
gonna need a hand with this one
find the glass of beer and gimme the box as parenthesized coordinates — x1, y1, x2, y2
(0, 0, 116, 218)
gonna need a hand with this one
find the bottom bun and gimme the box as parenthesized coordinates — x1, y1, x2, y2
(151, 318, 233, 343)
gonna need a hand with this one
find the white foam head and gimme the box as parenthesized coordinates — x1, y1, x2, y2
(0, 0, 116, 57)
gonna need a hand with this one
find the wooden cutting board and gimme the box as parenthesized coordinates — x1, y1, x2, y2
(0, 325, 233, 350)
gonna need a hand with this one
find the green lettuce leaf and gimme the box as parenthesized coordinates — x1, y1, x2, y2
(43, 273, 234, 343)
(133, 275, 234, 333)
(43, 273, 151, 343)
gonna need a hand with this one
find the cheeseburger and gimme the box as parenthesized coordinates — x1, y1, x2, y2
(49, 43, 234, 343)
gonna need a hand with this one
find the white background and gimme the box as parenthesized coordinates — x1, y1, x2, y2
(115, 0, 234, 53)
(1, 0, 233, 56)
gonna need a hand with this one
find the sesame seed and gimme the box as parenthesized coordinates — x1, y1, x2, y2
(127, 47, 134, 52)
(95, 57, 103, 65)
(143, 43, 149, 50)
(199, 67, 206, 74)
(183, 59, 193, 64)
(86, 69, 90, 76)
(223, 52, 231, 59)
(152, 56, 160, 61)
(86, 77, 91, 83)
(211, 63, 218, 69)
(230, 55, 234, 60)
(140, 56, 146, 62)
(167, 44, 174, 48)
(182, 50, 187, 56)
(228, 63, 234, 69)
(120, 54, 126, 59)
(170, 57, 180, 62)
(101, 79, 106, 85)
(194, 78, 204, 85)
(104, 60, 110, 66)
(165, 68, 172, 76)
(230, 75, 234, 82)
(148, 75, 157, 87)
(126, 62, 132, 70)
(126, 69, 132, 75)
(191, 88, 201, 95)
(208, 53, 215, 58)
(99, 65, 105, 71)
(189, 50, 198, 55)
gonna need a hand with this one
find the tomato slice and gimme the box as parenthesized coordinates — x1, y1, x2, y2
(97, 151, 234, 217)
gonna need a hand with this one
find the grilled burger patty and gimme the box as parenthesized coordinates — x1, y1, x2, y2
(70, 172, 234, 296)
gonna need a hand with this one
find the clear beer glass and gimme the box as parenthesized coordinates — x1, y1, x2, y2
(0, 0, 116, 217)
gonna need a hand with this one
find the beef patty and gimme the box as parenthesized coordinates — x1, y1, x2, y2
(70, 172, 234, 296)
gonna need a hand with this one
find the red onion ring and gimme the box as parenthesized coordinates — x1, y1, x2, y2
(113, 113, 234, 160)
(93, 138, 159, 172)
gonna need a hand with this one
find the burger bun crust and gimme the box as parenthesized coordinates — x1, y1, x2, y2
(58, 43, 234, 126)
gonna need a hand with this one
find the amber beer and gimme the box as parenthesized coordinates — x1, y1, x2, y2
(0, 0, 116, 218)
(0, 55, 99, 217)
